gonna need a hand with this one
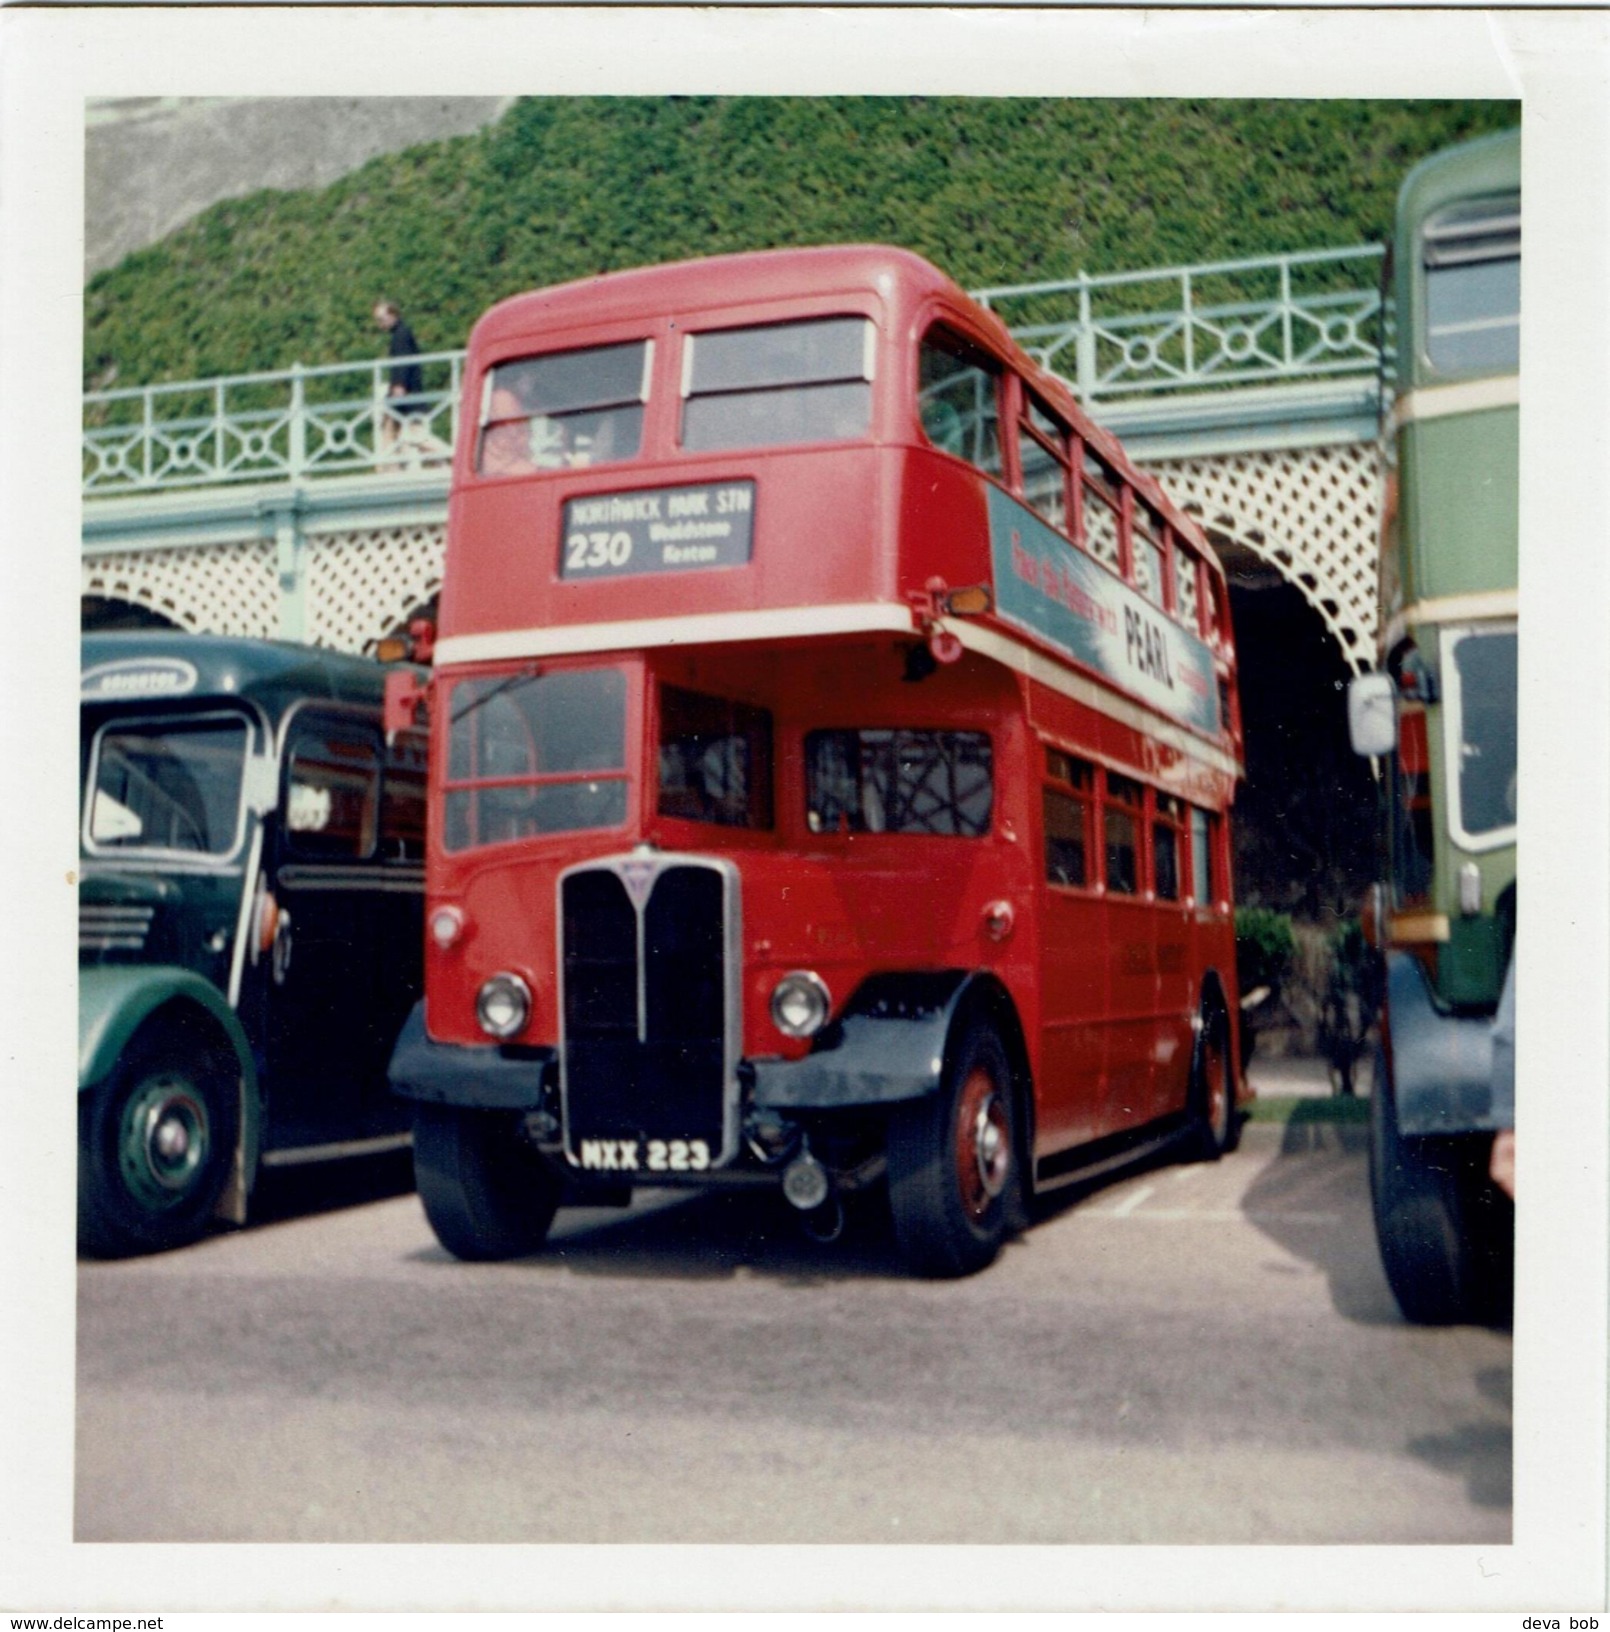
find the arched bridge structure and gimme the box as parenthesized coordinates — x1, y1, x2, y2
(82, 245, 1387, 672)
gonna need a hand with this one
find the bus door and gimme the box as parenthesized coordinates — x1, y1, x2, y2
(261, 709, 410, 1149)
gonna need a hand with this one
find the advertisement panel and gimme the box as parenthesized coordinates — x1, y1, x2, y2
(987, 487, 1220, 735)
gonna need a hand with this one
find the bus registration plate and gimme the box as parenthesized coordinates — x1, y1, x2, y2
(561, 481, 756, 580)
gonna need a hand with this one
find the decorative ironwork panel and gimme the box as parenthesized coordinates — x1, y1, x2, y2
(1145, 443, 1384, 673)
(83, 354, 460, 495)
(82, 540, 280, 637)
(307, 523, 445, 651)
(976, 246, 1386, 404)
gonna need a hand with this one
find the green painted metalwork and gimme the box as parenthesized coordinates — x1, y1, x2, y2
(975, 245, 1386, 400)
(1397, 406, 1519, 606)
(81, 247, 1387, 500)
(83, 350, 463, 495)
(78, 963, 257, 1095)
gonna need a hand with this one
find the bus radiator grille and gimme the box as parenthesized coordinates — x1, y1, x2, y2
(560, 862, 730, 1156)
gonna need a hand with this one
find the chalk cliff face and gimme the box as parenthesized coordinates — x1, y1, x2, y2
(85, 97, 513, 277)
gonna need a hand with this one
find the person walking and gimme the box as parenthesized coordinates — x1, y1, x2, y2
(374, 299, 425, 468)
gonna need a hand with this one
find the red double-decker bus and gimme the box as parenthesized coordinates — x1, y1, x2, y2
(388, 245, 1246, 1276)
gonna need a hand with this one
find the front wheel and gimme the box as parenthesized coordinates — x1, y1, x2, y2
(1369, 1046, 1512, 1325)
(887, 1021, 1018, 1278)
(79, 1028, 240, 1257)
(412, 1103, 561, 1261)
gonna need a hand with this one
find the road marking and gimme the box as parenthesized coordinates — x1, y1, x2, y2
(1108, 1184, 1156, 1217)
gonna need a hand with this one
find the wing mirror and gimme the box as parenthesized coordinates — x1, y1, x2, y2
(1347, 671, 1398, 758)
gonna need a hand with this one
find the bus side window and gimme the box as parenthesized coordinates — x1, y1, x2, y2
(1153, 793, 1184, 901)
(806, 729, 992, 836)
(381, 731, 428, 861)
(1081, 449, 1122, 568)
(657, 685, 774, 830)
(1043, 747, 1094, 886)
(1190, 805, 1217, 905)
(1020, 394, 1071, 532)
(918, 327, 1002, 479)
(286, 722, 381, 860)
(1103, 772, 1144, 895)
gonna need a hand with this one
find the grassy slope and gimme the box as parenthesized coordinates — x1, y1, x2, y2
(84, 97, 1517, 389)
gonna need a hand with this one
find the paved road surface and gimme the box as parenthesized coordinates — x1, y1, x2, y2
(76, 1116, 1510, 1547)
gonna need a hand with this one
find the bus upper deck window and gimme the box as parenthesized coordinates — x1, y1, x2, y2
(477, 341, 651, 475)
(1020, 395, 1071, 531)
(1133, 507, 1165, 606)
(1422, 193, 1520, 377)
(1080, 448, 1121, 568)
(681, 316, 873, 453)
(918, 328, 1002, 480)
(1174, 545, 1200, 631)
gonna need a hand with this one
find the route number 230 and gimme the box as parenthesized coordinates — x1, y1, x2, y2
(566, 531, 633, 572)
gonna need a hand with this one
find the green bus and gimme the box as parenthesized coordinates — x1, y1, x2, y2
(79, 633, 428, 1255)
(1349, 128, 1518, 1323)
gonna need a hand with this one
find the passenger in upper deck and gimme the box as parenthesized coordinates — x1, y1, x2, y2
(477, 382, 632, 475)
(479, 387, 538, 476)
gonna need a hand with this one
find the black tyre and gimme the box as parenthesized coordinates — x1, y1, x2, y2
(887, 1021, 1018, 1278)
(1187, 1002, 1237, 1160)
(413, 1103, 561, 1261)
(79, 1024, 240, 1258)
(1369, 1046, 1513, 1325)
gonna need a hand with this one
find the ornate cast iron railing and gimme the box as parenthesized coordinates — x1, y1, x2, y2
(82, 351, 465, 494)
(82, 246, 1385, 497)
(973, 244, 1387, 400)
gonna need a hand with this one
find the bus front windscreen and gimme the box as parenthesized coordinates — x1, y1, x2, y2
(86, 714, 250, 857)
(1445, 626, 1517, 846)
(444, 666, 629, 851)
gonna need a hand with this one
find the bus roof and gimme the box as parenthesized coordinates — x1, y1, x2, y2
(472, 243, 992, 350)
(471, 243, 1216, 569)
(80, 630, 412, 719)
(1395, 127, 1519, 239)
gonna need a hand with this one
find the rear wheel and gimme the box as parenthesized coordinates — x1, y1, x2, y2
(79, 1025, 239, 1257)
(1369, 1046, 1512, 1324)
(412, 1103, 561, 1261)
(887, 1021, 1017, 1278)
(1188, 1003, 1237, 1159)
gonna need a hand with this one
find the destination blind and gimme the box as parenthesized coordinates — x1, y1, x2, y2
(561, 481, 756, 580)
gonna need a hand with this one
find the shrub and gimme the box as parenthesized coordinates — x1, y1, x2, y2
(83, 97, 1520, 391)
(1234, 905, 1295, 1004)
